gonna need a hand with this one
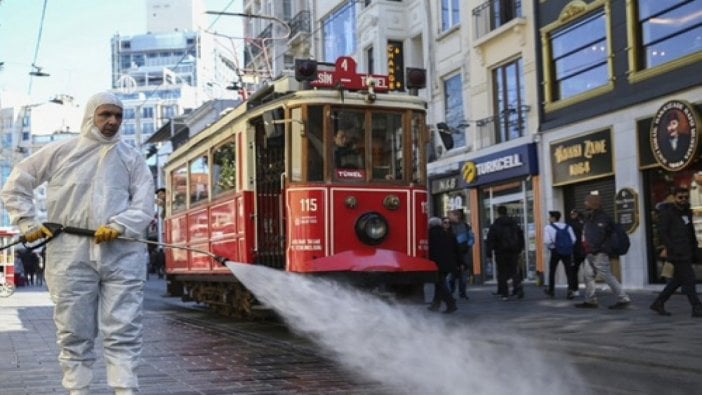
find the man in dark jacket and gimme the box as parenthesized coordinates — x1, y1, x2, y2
(428, 217, 458, 313)
(486, 206, 525, 301)
(575, 194, 631, 309)
(650, 187, 702, 317)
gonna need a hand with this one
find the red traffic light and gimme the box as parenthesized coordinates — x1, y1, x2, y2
(405, 67, 426, 90)
(295, 59, 318, 82)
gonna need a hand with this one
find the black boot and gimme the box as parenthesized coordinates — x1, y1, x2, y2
(692, 304, 702, 318)
(649, 300, 671, 316)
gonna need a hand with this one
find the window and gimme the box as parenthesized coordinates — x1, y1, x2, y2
(443, 74, 465, 148)
(441, 0, 460, 32)
(366, 46, 374, 74)
(332, 110, 365, 181)
(189, 155, 209, 205)
(371, 113, 403, 181)
(550, 10, 608, 101)
(122, 124, 136, 135)
(123, 108, 135, 119)
(142, 107, 154, 119)
(171, 165, 187, 212)
(493, 58, 526, 143)
(636, 0, 702, 70)
(212, 140, 236, 195)
(323, 2, 356, 62)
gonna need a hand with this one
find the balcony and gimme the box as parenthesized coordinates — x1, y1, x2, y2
(248, 23, 273, 59)
(472, 0, 522, 40)
(474, 105, 530, 149)
(288, 10, 311, 46)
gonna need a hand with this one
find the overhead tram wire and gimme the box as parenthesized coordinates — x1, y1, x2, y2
(27, 0, 49, 94)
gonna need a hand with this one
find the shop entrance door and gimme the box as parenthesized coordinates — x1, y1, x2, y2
(479, 179, 536, 283)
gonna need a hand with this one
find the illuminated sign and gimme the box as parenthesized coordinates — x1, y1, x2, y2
(459, 144, 538, 187)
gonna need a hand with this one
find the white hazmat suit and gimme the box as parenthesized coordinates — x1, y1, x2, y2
(1, 92, 154, 394)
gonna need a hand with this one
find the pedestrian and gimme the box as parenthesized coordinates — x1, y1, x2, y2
(0, 91, 155, 395)
(446, 209, 474, 299)
(649, 187, 702, 317)
(575, 194, 631, 310)
(486, 205, 525, 300)
(20, 249, 39, 286)
(567, 209, 585, 297)
(427, 217, 458, 313)
(36, 249, 46, 287)
(543, 210, 577, 299)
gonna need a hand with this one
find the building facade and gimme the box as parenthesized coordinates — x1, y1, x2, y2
(110, 0, 239, 148)
(536, 0, 702, 288)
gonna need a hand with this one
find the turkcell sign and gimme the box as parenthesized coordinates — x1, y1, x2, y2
(459, 143, 539, 188)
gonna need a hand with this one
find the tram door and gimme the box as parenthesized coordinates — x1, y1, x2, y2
(479, 179, 536, 283)
(254, 115, 286, 269)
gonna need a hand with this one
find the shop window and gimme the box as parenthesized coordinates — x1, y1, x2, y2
(212, 140, 236, 195)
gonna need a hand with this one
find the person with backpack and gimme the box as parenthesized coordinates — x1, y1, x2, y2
(487, 205, 525, 301)
(447, 209, 474, 299)
(649, 187, 702, 317)
(575, 194, 632, 310)
(543, 211, 577, 299)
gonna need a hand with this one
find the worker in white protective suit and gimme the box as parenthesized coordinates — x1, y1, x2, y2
(1, 92, 154, 395)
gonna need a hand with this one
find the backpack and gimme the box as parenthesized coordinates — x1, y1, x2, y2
(498, 222, 524, 253)
(455, 224, 475, 254)
(550, 224, 574, 256)
(609, 223, 631, 256)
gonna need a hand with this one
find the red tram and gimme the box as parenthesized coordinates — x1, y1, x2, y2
(162, 57, 436, 316)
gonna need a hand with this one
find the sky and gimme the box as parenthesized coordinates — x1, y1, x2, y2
(0, 0, 243, 106)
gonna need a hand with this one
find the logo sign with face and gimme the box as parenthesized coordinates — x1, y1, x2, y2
(650, 100, 700, 171)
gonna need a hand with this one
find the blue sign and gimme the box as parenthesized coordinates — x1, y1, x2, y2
(459, 143, 539, 188)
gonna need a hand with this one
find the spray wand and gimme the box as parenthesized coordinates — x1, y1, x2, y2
(1, 223, 228, 266)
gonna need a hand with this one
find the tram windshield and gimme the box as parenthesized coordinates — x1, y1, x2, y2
(295, 105, 424, 184)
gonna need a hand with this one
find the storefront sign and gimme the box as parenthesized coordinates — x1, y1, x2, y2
(430, 174, 461, 193)
(460, 143, 538, 188)
(615, 188, 639, 234)
(551, 129, 613, 186)
(650, 100, 700, 171)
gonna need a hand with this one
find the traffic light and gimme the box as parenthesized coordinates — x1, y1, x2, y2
(294, 59, 318, 82)
(405, 67, 426, 93)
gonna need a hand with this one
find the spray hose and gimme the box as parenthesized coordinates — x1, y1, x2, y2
(2, 222, 228, 266)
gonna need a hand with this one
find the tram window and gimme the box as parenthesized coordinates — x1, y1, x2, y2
(371, 113, 403, 181)
(306, 106, 324, 182)
(291, 107, 304, 182)
(171, 165, 187, 212)
(189, 155, 210, 205)
(213, 140, 236, 195)
(412, 112, 424, 183)
(332, 111, 365, 181)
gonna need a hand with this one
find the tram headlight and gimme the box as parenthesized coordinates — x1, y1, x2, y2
(355, 212, 389, 246)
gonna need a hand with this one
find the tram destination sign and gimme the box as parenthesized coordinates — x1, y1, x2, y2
(311, 56, 390, 92)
